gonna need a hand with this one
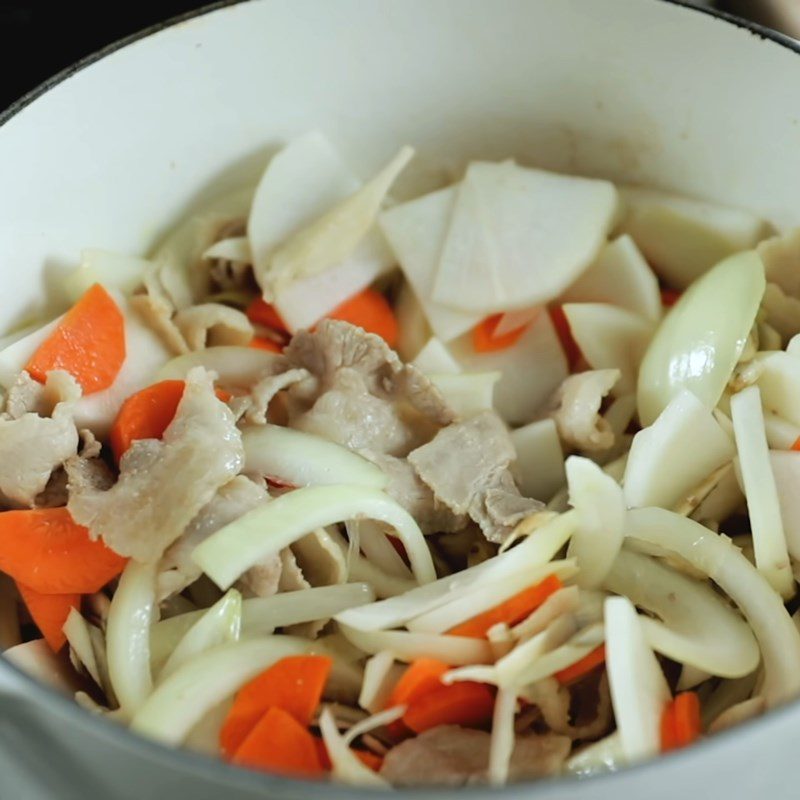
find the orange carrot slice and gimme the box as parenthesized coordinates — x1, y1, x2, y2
(472, 314, 529, 353)
(326, 288, 398, 347)
(661, 692, 701, 753)
(555, 644, 606, 686)
(26, 284, 125, 394)
(402, 681, 495, 734)
(249, 337, 283, 353)
(448, 575, 563, 639)
(232, 706, 324, 777)
(246, 298, 288, 334)
(109, 380, 232, 461)
(386, 658, 449, 709)
(549, 305, 580, 369)
(17, 582, 80, 652)
(660, 289, 682, 307)
(220, 655, 332, 757)
(0, 508, 126, 594)
(791, 436, 800, 452)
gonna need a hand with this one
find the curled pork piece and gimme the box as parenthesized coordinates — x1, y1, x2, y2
(68, 367, 243, 563)
(131, 266, 190, 355)
(0, 370, 81, 506)
(408, 411, 542, 542)
(380, 725, 570, 786)
(547, 369, 621, 452)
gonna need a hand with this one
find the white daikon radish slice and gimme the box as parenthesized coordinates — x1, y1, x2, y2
(731, 386, 794, 599)
(494, 307, 541, 337)
(394, 283, 431, 361)
(618, 186, 767, 289)
(563, 304, 653, 396)
(604, 550, 759, 677)
(510, 419, 566, 502)
(566, 457, 624, 588)
(433, 162, 618, 313)
(65, 249, 150, 302)
(429, 372, 500, 419)
(319, 707, 390, 788)
(202, 237, 251, 263)
(561, 235, 661, 321)
(605, 596, 670, 763)
(757, 351, 800, 427)
(626, 507, 800, 706)
(764, 411, 800, 450)
(412, 337, 461, 375)
(449, 310, 568, 424)
(623, 390, 735, 510)
(0, 317, 61, 388)
(637, 251, 765, 426)
(358, 651, 402, 713)
(379, 187, 482, 341)
(770, 451, 800, 561)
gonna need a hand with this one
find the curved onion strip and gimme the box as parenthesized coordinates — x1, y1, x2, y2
(731, 386, 794, 598)
(488, 688, 518, 786)
(130, 637, 316, 745)
(63, 608, 101, 687)
(343, 704, 406, 746)
(764, 411, 800, 450)
(156, 347, 280, 387)
(626, 507, 800, 705)
(106, 561, 157, 717)
(358, 651, 401, 713)
(242, 425, 388, 489)
(405, 560, 577, 634)
(356, 521, 413, 581)
(566, 732, 624, 777)
(348, 556, 417, 599)
(566, 457, 624, 587)
(336, 510, 576, 632)
(319, 706, 390, 788)
(604, 550, 759, 677)
(150, 583, 373, 672)
(338, 623, 493, 666)
(157, 590, 241, 683)
(193, 485, 435, 588)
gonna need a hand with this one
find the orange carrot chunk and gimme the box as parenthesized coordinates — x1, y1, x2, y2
(448, 574, 563, 639)
(327, 288, 399, 347)
(0, 508, 126, 594)
(472, 314, 529, 353)
(386, 658, 450, 709)
(555, 644, 606, 686)
(109, 380, 232, 461)
(220, 655, 332, 757)
(548, 305, 580, 368)
(26, 283, 125, 394)
(249, 336, 283, 353)
(402, 681, 495, 734)
(354, 750, 384, 772)
(232, 706, 324, 778)
(246, 298, 289, 334)
(17, 582, 80, 652)
(791, 436, 800, 452)
(661, 692, 701, 753)
(660, 289, 682, 307)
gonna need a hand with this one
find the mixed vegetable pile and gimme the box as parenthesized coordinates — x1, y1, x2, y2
(3, 131, 800, 787)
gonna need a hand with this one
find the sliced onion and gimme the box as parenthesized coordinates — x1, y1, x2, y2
(637, 250, 765, 426)
(756, 351, 800, 427)
(356, 521, 413, 581)
(359, 651, 401, 713)
(764, 411, 800, 450)
(343, 704, 406, 746)
(771, 451, 800, 561)
(242, 425, 388, 489)
(510, 418, 566, 502)
(488, 688, 518, 786)
(63, 608, 101, 687)
(193, 485, 434, 588)
(429, 371, 500, 419)
(319, 706, 390, 788)
(348, 555, 417, 599)
(626, 507, 800, 706)
(156, 346, 280, 387)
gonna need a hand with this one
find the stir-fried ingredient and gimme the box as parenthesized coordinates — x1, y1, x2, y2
(2, 131, 800, 789)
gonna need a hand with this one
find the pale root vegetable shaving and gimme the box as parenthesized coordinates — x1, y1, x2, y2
(156, 346, 280, 387)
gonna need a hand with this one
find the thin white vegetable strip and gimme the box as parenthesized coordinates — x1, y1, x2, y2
(242, 425, 388, 489)
(770, 451, 800, 561)
(730, 385, 794, 598)
(157, 590, 241, 683)
(489, 688, 518, 786)
(343, 705, 406, 746)
(319, 707, 390, 788)
(63, 608, 101, 687)
(356, 521, 413, 581)
(348, 555, 418, 599)
(626, 507, 800, 705)
(131, 637, 315, 745)
(106, 561, 157, 717)
(764, 411, 800, 450)
(193, 485, 435, 588)
(359, 651, 400, 713)
(157, 347, 280, 386)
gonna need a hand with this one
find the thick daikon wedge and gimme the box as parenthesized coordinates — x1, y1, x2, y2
(770, 451, 800, 561)
(432, 162, 618, 313)
(637, 251, 765, 426)
(411, 337, 461, 375)
(757, 351, 800, 427)
(624, 390, 735, 510)
(563, 304, 653, 396)
(510, 419, 566, 501)
(429, 372, 500, 420)
(561, 235, 661, 321)
(379, 187, 482, 341)
(449, 310, 568, 424)
(618, 186, 767, 288)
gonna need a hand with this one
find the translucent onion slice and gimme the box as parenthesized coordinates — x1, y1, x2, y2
(605, 596, 670, 763)
(338, 624, 493, 666)
(156, 346, 279, 387)
(770, 451, 800, 561)
(63, 608, 102, 687)
(242, 425, 388, 489)
(623, 389, 735, 510)
(566, 456, 624, 588)
(193, 485, 435, 588)
(429, 371, 500, 419)
(319, 707, 390, 788)
(604, 550, 759, 677)
(731, 386, 794, 598)
(756, 351, 800, 427)
(335, 510, 576, 632)
(64, 249, 150, 302)
(510, 419, 566, 502)
(130, 636, 315, 744)
(626, 507, 800, 706)
(356, 521, 413, 581)
(359, 651, 402, 713)
(412, 337, 461, 375)
(489, 688, 518, 786)
(348, 555, 417, 599)
(636, 250, 766, 426)
(157, 590, 241, 683)
(106, 561, 157, 717)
